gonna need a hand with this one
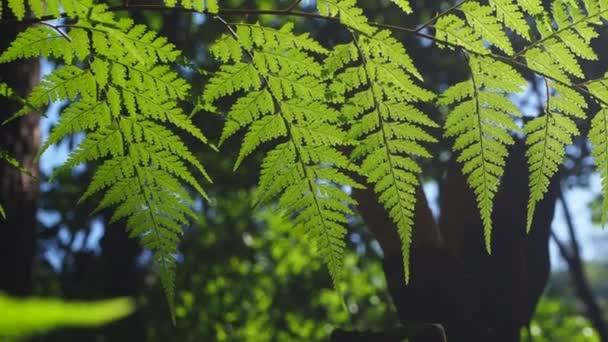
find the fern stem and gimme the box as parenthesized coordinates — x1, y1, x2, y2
(351, 31, 415, 280)
(282, 0, 302, 13)
(527, 78, 553, 231)
(415, 0, 471, 33)
(217, 16, 343, 283)
(468, 58, 493, 253)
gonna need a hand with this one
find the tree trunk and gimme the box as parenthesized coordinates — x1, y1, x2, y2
(0, 20, 41, 296)
(341, 141, 560, 342)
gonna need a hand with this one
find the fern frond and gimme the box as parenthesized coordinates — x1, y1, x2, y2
(2, 0, 93, 20)
(0, 4, 212, 320)
(518, 0, 543, 15)
(590, 106, 608, 226)
(4, 65, 95, 123)
(519, 0, 606, 83)
(526, 82, 586, 230)
(0, 81, 23, 105)
(460, 2, 514, 55)
(434, 14, 486, 55)
(329, 29, 436, 281)
(586, 77, 608, 226)
(439, 55, 525, 252)
(0, 26, 90, 64)
(316, 0, 376, 35)
(205, 23, 360, 286)
(488, 0, 531, 40)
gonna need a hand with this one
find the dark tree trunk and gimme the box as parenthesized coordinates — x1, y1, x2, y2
(336, 142, 560, 342)
(0, 21, 41, 296)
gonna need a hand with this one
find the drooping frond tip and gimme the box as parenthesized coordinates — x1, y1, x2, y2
(0, 3, 212, 321)
(588, 75, 608, 227)
(439, 56, 525, 252)
(204, 22, 360, 287)
(526, 82, 586, 231)
(328, 29, 436, 281)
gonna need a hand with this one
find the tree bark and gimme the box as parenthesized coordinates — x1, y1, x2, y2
(0, 20, 41, 296)
(344, 141, 560, 342)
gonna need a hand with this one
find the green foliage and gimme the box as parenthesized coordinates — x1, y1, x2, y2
(439, 55, 525, 251)
(145, 191, 397, 342)
(204, 22, 360, 287)
(2, 0, 92, 20)
(4, 0, 608, 325)
(328, 29, 435, 280)
(526, 82, 586, 229)
(0, 295, 134, 338)
(525, 297, 600, 341)
(0, 2, 212, 320)
(587, 76, 608, 226)
(517, 0, 605, 83)
(316, 0, 376, 35)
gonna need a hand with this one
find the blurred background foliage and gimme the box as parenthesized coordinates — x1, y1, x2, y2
(1, 0, 607, 341)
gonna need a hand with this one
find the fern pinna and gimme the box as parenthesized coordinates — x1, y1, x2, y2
(439, 56, 525, 252)
(0, 2, 213, 319)
(203, 22, 360, 286)
(327, 30, 436, 281)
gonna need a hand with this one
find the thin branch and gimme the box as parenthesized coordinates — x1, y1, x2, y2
(415, 0, 470, 33)
(283, 0, 302, 13)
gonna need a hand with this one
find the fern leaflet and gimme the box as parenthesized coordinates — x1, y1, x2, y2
(587, 76, 608, 226)
(439, 55, 526, 252)
(488, 0, 531, 40)
(460, 2, 514, 55)
(526, 82, 586, 230)
(2, 0, 92, 20)
(316, 0, 376, 35)
(204, 22, 361, 286)
(328, 30, 436, 281)
(390, 0, 413, 13)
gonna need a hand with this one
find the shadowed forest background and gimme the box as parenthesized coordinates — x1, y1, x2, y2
(2, 0, 608, 341)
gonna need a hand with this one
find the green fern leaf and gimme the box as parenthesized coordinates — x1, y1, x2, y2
(518, 0, 543, 15)
(2, 0, 92, 19)
(390, 0, 412, 13)
(526, 82, 586, 230)
(0, 26, 90, 64)
(4, 65, 95, 123)
(205, 23, 360, 286)
(590, 106, 608, 226)
(440, 55, 526, 252)
(519, 0, 606, 83)
(434, 14, 486, 55)
(0, 4, 212, 320)
(585, 77, 608, 226)
(489, 0, 531, 40)
(460, 2, 514, 55)
(317, 0, 376, 35)
(329, 29, 436, 281)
